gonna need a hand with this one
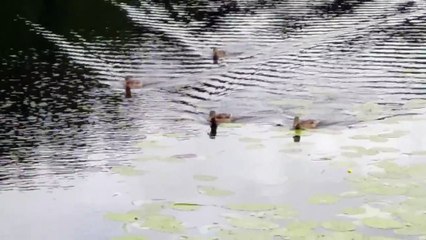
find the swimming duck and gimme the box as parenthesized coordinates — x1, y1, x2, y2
(209, 117, 218, 137)
(293, 116, 319, 130)
(124, 76, 143, 98)
(212, 47, 226, 64)
(209, 111, 232, 124)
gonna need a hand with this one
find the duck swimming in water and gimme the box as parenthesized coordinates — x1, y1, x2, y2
(212, 47, 226, 64)
(293, 116, 319, 130)
(124, 76, 143, 98)
(209, 111, 232, 124)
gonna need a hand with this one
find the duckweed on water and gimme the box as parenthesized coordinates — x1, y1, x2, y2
(309, 194, 340, 204)
(272, 221, 317, 238)
(362, 217, 404, 229)
(321, 220, 356, 232)
(226, 203, 276, 212)
(217, 229, 271, 240)
(171, 203, 201, 211)
(111, 236, 147, 240)
(197, 186, 233, 196)
(341, 207, 366, 215)
(193, 175, 217, 182)
(227, 216, 279, 230)
(140, 215, 184, 233)
(271, 206, 298, 219)
(105, 212, 140, 222)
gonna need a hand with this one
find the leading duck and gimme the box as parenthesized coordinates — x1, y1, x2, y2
(293, 116, 319, 130)
(124, 76, 143, 98)
(212, 47, 226, 64)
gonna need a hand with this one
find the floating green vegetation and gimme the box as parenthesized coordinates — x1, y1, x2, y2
(271, 206, 298, 219)
(321, 220, 356, 232)
(217, 229, 272, 240)
(171, 203, 201, 211)
(351, 177, 409, 196)
(318, 231, 365, 240)
(111, 166, 144, 176)
(197, 186, 234, 196)
(141, 215, 184, 233)
(350, 135, 388, 143)
(377, 130, 408, 138)
(105, 212, 140, 222)
(394, 225, 426, 235)
(339, 191, 364, 198)
(309, 194, 340, 204)
(362, 217, 404, 229)
(226, 203, 276, 212)
(272, 221, 317, 238)
(193, 175, 217, 182)
(368, 237, 399, 240)
(341, 146, 381, 156)
(341, 207, 366, 216)
(111, 236, 148, 240)
(227, 216, 279, 230)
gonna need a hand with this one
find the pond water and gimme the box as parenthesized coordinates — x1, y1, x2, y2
(1, 0, 426, 239)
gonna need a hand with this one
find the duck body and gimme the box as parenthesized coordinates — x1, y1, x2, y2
(212, 47, 226, 64)
(124, 76, 143, 98)
(293, 116, 319, 130)
(209, 111, 232, 124)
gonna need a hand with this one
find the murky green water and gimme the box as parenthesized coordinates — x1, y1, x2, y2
(1, 0, 426, 239)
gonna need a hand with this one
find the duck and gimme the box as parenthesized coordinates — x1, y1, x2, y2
(209, 116, 218, 137)
(209, 111, 232, 124)
(293, 116, 319, 130)
(212, 47, 226, 64)
(124, 76, 143, 98)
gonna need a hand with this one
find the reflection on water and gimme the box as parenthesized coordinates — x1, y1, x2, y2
(1, 0, 426, 191)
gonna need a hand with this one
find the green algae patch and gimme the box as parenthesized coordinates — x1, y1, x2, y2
(309, 194, 340, 204)
(339, 191, 364, 198)
(342, 207, 366, 216)
(105, 212, 140, 222)
(273, 221, 317, 238)
(227, 216, 279, 230)
(171, 203, 201, 211)
(217, 229, 272, 240)
(394, 225, 426, 235)
(141, 215, 184, 233)
(271, 205, 298, 219)
(226, 203, 276, 212)
(352, 178, 408, 196)
(197, 186, 233, 196)
(193, 175, 217, 182)
(362, 217, 404, 229)
(318, 231, 365, 240)
(111, 236, 148, 240)
(321, 220, 356, 232)
(368, 237, 398, 240)
(111, 166, 144, 176)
